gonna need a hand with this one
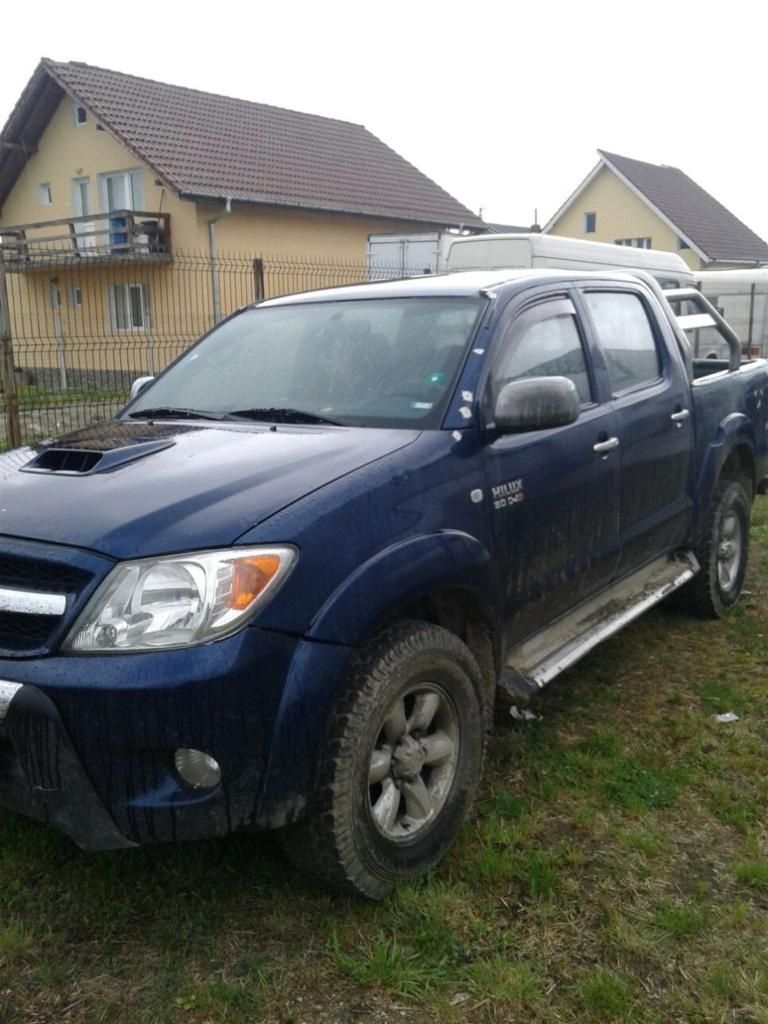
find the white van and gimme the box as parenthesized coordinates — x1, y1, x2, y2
(443, 233, 695, 289)
(696, 269, 768, 358)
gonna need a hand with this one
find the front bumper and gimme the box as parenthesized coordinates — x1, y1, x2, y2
(0, 681, 135, 849)
(0, 626, 340, 849)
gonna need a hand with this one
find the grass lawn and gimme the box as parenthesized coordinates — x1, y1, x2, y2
(2, 500, 767, 1024)
(15, 386, 129, 411)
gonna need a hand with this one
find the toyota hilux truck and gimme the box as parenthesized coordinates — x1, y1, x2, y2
(0, 269, 766, 899)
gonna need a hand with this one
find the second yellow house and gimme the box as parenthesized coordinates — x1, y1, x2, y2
(545, 150, 768, 272)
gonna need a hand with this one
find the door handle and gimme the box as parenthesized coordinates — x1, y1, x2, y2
(593, 437, 620, 453)
(670, 409, 690, 426)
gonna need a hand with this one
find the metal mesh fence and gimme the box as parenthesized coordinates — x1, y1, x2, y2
(0, 249, 435, 448)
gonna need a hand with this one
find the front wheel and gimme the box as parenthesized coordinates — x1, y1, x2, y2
(687, 479, 750, 618)
(279, 622, 486, 899)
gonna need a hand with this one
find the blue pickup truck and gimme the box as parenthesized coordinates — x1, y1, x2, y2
(0, 269, 766, 898)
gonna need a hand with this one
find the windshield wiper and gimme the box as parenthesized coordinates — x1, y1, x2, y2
(127, 406, 228, 422)
(227, 407, 343, 426)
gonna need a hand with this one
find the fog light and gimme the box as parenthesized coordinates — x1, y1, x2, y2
(174, 748, 221, 789)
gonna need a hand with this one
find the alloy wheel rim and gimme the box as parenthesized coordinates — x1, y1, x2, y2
(367, 683, 460, 842)
(717, 508, 743, 591)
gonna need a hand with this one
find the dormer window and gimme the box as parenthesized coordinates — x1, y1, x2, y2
(74, 104, 88, 126)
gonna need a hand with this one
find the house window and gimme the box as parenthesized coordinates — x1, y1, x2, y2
(678, 237, 690, 250)
(583, 211, 597, 234)
(101, 170, 144, 213)
(69, 285, 83, 309)
(74, 104, 88, 126)
(109, 283, 150, 330)
(39, 183, 53, 205)
(615, 237, 652, 249)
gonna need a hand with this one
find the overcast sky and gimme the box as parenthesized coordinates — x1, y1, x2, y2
(2, 0, 766, 239)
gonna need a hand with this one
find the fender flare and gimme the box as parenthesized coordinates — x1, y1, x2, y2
(692, 412, 756, 539)
(306, 530, 500, 646)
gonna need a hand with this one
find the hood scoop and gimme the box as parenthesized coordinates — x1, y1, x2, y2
(21, 438, 175, 476)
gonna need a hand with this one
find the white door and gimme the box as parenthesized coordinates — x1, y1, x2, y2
(72, 178, 95, 251)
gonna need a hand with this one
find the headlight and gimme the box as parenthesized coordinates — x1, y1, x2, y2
(64, 546, 297, 652)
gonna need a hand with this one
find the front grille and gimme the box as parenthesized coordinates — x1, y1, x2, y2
(0, 612, 61, 652)
(0, 542, 103, 658)
(0, 552, 91, 593)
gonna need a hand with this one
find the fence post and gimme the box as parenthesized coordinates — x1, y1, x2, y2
(49, 279, 68, 390)
(0, 253, 22, 449)
(253, 258, 265, 302)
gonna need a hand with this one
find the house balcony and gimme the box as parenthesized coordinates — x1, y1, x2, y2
(0, 210, 172, 270)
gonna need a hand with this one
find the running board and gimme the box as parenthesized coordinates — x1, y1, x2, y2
(500, 552, 699, 695)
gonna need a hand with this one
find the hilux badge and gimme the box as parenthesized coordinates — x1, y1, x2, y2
(492, 478, 524, 510)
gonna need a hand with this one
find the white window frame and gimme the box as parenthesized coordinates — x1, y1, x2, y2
(614, 237, 652, 249)
(99, 169, 144, 213)
(39, 183, 53, 206)
(108, 283, 151, 332)
(73, 103, 88, 126)
(583, 211, 597, 234)
(69, 284, 83, 309)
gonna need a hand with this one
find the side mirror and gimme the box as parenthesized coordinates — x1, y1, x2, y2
(130, 376, 154, 400)
(494, 376, 580, 432)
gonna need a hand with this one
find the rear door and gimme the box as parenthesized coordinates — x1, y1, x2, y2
(578, 287, 693, 574)
(482, 291, 621, 646)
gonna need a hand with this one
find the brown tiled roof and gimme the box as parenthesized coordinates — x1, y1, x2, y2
(0, 59, 482, 227)
(599, 150, 768, 263)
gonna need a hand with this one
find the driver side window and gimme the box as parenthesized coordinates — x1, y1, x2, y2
(494, 298, 593, 404)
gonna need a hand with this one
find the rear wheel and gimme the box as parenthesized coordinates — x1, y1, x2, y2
(687, 479, 750, 618)
(280, 622, 486, 899)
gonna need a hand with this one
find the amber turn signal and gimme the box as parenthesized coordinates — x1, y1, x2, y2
(230, 554, 283, 610)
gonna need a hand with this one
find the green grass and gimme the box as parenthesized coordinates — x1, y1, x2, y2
(577, 968, 637, 1021)
(16, 384, 129, 410)
(0, 498, 767, 1023)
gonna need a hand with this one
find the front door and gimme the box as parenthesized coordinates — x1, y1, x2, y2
(483, 293, 622, 646)
(579, 288, 692, 574)
(71, 177, 94, 251)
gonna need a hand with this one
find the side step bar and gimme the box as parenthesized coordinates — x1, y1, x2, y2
(500, 552, 699, 698)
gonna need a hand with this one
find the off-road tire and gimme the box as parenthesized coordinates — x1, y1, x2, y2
(686, 479, 750, 618)
(279, 622, 486, 899)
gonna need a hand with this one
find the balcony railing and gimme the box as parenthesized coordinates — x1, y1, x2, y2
(0, 210, 172, 268)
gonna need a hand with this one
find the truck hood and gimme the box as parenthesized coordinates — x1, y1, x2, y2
(0, 419, 419, 559)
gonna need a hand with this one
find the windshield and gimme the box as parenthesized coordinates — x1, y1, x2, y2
(127, 297, 485, 428)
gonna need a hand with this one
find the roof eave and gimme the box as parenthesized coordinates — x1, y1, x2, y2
(180, 189, 483, 228)
(701, 256, 768, 265)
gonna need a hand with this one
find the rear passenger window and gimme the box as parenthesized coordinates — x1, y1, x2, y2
(584, 292, 661, 393)
(495, 298, 592, 404)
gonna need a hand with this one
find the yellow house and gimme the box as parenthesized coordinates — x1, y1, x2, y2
(0, 59, 481, 382)
(545, 150, 768, 273)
